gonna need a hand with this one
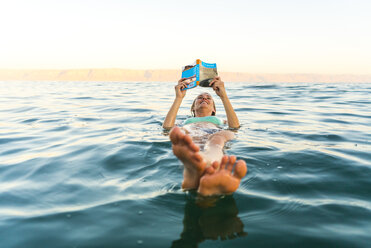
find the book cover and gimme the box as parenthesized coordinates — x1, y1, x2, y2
(181, 59, 218, 90)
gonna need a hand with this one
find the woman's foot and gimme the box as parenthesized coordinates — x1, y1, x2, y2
(170, 126, 207, 190)
(198, 155, 247, 196)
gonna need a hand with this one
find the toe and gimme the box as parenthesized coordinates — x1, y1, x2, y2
(205, 166, 215, 174)
(219, 155, 228, 170)
(233, 160, 247, 179)
(193, 152, 203, 162)
(189, 141, 200, 152)
(169, 126, 181, 144)
(226, 156, 236, 172)
(183, 134, 195, 148)
(211, 161, 219, 170)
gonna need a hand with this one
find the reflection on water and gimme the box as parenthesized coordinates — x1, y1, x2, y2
(172, 194, 247, 247)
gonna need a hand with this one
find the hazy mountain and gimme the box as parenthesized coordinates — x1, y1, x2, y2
(0, 69, 370, 83)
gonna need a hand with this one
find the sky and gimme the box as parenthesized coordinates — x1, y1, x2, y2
(0, 0, 370, 74)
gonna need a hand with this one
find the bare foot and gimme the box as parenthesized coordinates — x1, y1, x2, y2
(170, 126, 207, 190)
(198, 155, 247, 196)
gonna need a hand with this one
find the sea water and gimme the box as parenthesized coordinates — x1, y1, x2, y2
(0, 81, 370, 248)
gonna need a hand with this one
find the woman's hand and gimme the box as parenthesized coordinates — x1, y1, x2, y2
(209, 77, 227, 99)
(175, 78, 188, 99)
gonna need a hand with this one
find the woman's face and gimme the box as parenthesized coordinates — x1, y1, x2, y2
(192, 93, 215, 116)
(196, 93, 213, 105)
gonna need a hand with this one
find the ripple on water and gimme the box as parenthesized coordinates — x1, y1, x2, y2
(302, 133, 347, 142)
(278, 130, 348, 142)
(246, 84, 281, 89)
(0, 136, 39, 145)
(320, 118, 350, 124)
(21, 118, 39, 123)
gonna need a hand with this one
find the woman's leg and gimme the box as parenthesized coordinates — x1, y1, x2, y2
(201, 130, 235, 167)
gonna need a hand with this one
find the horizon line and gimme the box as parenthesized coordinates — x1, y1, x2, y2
(1, 68, 371, 76)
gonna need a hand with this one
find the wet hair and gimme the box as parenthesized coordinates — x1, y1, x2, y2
(190, 93, 216, 117)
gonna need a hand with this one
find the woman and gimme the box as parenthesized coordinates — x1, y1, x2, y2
(163, 77, 247, 196)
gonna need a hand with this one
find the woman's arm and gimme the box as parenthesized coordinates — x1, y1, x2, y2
(162, 79, 188, 130)
(210, 77, 240, 129)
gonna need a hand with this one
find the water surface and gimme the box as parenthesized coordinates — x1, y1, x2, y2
(0, 81, 370, 248)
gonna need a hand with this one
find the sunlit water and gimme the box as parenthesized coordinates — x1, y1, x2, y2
(0, 81, 370, 248)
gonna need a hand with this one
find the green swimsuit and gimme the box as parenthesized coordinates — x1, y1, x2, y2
(183, 116, 223, 126)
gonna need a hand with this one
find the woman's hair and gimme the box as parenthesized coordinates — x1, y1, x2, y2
(190, 93, 216, 117)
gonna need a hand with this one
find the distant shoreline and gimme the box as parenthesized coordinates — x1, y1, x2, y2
(0, 69, 370, 83)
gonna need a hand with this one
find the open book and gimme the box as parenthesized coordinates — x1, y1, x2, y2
(181, 59, 218, 90)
